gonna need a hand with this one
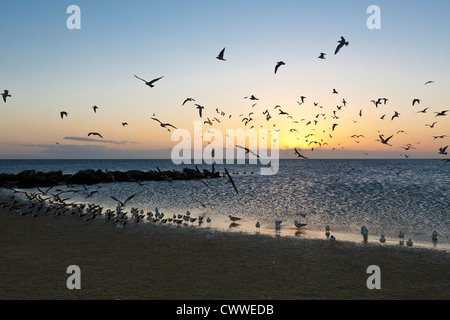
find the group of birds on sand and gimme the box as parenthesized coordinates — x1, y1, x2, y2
(0, 184, 442, 248)
(0, 186, 214, 230)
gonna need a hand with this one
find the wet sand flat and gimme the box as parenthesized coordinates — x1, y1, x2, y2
(0, 209, 449, 300)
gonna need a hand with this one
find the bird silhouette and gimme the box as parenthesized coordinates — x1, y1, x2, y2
(151, 117, 178, 131)
(435, 110, 448, 117)
(88, 132, 103, 139)
(216, 48, 226, 61)
(92, 105, 99, 113)
(134, 75, 164, 88)
(439, 146, 448, 155)
(412, 99, 420, 106)
(294, 148, 308, 159)
(182, 98, 195, 106)
(60, 111, 69, 119)
(274, 61, 285, 74)
(1, 90, 11, 103)
(335, 36, 349, 55)
(195, 104, 205, 118)
(318, 53, 326, 59)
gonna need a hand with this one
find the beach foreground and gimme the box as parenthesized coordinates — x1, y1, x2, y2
(0, 209, 449, 300)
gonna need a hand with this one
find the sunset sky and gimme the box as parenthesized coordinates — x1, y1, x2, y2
(0, 0, 449, 159)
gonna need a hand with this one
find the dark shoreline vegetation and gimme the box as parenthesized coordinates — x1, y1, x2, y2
(0, 167, 221, 189)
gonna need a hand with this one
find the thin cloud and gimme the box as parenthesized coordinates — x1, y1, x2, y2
(64, 136, 129, 145)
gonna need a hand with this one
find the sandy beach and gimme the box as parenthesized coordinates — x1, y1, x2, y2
(0, 207, 449, 300)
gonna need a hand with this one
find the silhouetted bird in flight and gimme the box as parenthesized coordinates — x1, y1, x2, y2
(391, 111, 400, 121)
(122, 122, 128, 127)
(335, 36, 349, 55)
(332, 89, 338, 94)
(195, 104, 205, 118)
(182, 98, 195, 106)
(425, 122, 438, 128)
(378, 134, 393, 146)
(318, 53, 326, 59)
(88, 132, 103, 139)
(151, 117, 177, 132)
(438, 146, 448, 155)
(294, 148, 308, 159)
(424, 80, 434, 85)
(1, 90, 11, 103)
(412, 99, 420, 106)
(60, 111, 69, 119)
(216, 48, 226, 61)
(92, 106, 99, 113)
(417, 107, 429, 114)
(274, 61, 285, 74)
(435, 110, 448, 117)
(134, 75, 164, 88)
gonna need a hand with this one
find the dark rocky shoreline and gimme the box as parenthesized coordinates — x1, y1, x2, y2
(0, 167, 221, 189)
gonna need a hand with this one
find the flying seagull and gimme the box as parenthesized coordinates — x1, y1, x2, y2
(294, 148, 308, 159)
(88, 132, 103, 139)
(412, 99, 420, 106)
(195, 104, 205, 118)
(1, 90, 11, 103)
(134, 75, 164, 88)
(425, 122, 438, 128)
(182, 98, 195, 106)
(391, 111, 400, 121)
(439, 146, 448, 155)
(435, 110, 448, 117)
(60, 111, 69, 119)
(111, 194, 136, 208)
(425, 80, 434, 85)
(417, 107, 429, 114)
(335, 36, 349, 55)
(92, 105, 99, 113)
(151, 117, 178, 131)
(224, 168, 239, 194)
(332, 89, 338, 94)
(236, 145, 260, 158)
(216, 48, 226, 61)
(378, 134, 393, 146)
(122, 122, 128, 127)
(274, 61, 285, 74)
(318, 53, 326, 59)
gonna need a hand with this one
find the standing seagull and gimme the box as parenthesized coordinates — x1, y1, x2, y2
(134, 75, 164, 88)
(1, 90, 11, 103)
(216, 48, 226, 61)
(274, 61, 285, 74)
(335, 36, 349, 55)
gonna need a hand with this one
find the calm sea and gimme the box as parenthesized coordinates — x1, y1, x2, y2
(1, 159, 449, 250)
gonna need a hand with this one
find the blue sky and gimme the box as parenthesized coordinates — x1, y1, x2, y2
(0, 0, 449, 159)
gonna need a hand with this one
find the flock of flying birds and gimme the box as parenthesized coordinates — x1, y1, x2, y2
(1, 35, 448, 246)
(2, 35, 447, 160)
